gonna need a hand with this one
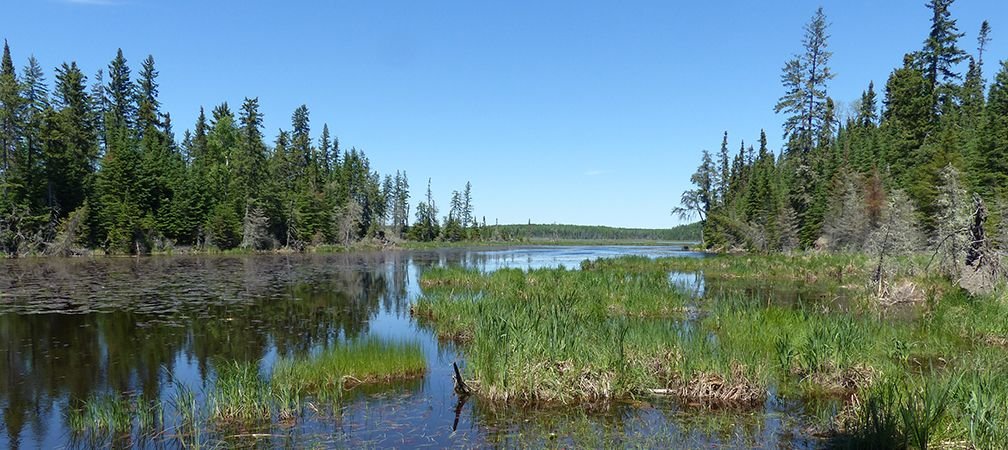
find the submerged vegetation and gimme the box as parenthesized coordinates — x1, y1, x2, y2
(415, 253, 1008, 448)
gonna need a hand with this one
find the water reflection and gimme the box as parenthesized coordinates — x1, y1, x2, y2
(0, 246, 826, 448)
(669, 271, 706, 297)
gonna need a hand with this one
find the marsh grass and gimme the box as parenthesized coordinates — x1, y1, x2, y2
(209, 360, 272, 426)
(66, 392, 133, 434)
(65, 338, 424, 446)
(415, 254, 1008, 448)
(66, 391, 164, 448)
(271, 337, 425, 401)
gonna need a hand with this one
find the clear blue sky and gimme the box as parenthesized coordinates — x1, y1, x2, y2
(6, 0, 1008, 228)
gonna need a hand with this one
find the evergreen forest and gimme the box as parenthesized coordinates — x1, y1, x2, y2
(677, 2, 1007, 268)
(0, 46, 489, 255)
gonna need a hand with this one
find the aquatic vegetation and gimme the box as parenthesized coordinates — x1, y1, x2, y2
(65, 392, 164, 448)
(271, 338, 426, 399)
(64, 338, 425, 445)
(209, 360, 272, 425)
(168, 379, 204, 448)
(415, 254, 1008, 448)
(65, 393, 134, 434)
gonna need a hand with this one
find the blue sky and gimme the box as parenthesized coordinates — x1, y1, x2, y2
(6, 1, 1008, 228)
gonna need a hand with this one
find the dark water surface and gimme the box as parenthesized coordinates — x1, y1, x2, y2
(0, 246, 825, 448)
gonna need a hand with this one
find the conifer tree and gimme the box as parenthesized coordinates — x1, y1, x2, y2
(918, 0, 967, 91)
(881, 55, 933, 181)
(318, 123, 331, 178)
(44, 62, 98, 219)
(236, 97, 266, 207)
(974, 61, 1008, 200)
(19, 56, 48, 210)
(0, 41, 23, 186)
(716, 131, 729, 204)
(136, 55, 160, 134)
(105, 49, 135, 133)
(857, 81, 879, 128)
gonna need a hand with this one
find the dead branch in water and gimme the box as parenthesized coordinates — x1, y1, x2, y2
(453, 361, 470, 396)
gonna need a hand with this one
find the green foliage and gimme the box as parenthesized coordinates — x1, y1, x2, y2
(271, 338, 425, 399)
(681, 1, 1008, 255)
(487, 222, 701, 242)
(0, 43, 451, 254)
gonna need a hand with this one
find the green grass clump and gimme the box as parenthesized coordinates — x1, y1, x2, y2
(836, 374, 960, 449)
(209, 360, 272, 425)
(271, 338, 425, 399)
(66, 392, 163, 441)
(66, 393, 134, 434)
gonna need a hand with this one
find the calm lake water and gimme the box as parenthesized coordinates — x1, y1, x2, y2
(0, 246, 830, 448)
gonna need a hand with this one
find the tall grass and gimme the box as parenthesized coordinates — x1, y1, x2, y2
(414, 254, 1008, 448)
(271, 337, 425, 400)
(65, 391, 163, 448)
(66, 393, 133, 434)
(209, 360, 272, 425)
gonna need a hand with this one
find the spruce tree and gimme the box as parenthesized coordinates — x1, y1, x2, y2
(918, 0, 967, 90)
(0, 41, 23, 186)
(717, 131, 729, 205)
(45, 62, 98, 219)
(974, 61, 1008, 200)
(857, 81, 879, 128)
(236, 97, 267, 208)
(105, 49, 136, 133)
(19, 56, 49, 211)
(881, 55, 933, 181)
(775, 7, 834, 157)
(318, 123, 331, 178)
(136, 55, 160, 134)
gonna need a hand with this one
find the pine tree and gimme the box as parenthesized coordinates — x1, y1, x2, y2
(674, 149, 716, 246)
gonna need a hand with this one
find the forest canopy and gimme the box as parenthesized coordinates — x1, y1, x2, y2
(0, 45, 494, 255)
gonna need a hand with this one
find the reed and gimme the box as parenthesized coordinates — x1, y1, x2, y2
(208, 360, 272, 425)
(413, 254, 1008, 450)
(271, 337, 426, 400)
(65, 392, 132, 434)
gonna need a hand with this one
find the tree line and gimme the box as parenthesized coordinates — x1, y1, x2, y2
(677, 1, 1007, 267)
(488, 222, 701, 242)
(0, 45, 484, 255)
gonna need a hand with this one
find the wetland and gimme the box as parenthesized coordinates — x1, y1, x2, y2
(1, 247, 1006, 448)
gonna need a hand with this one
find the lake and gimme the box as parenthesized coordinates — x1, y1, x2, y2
(0, 246, 826, 448)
